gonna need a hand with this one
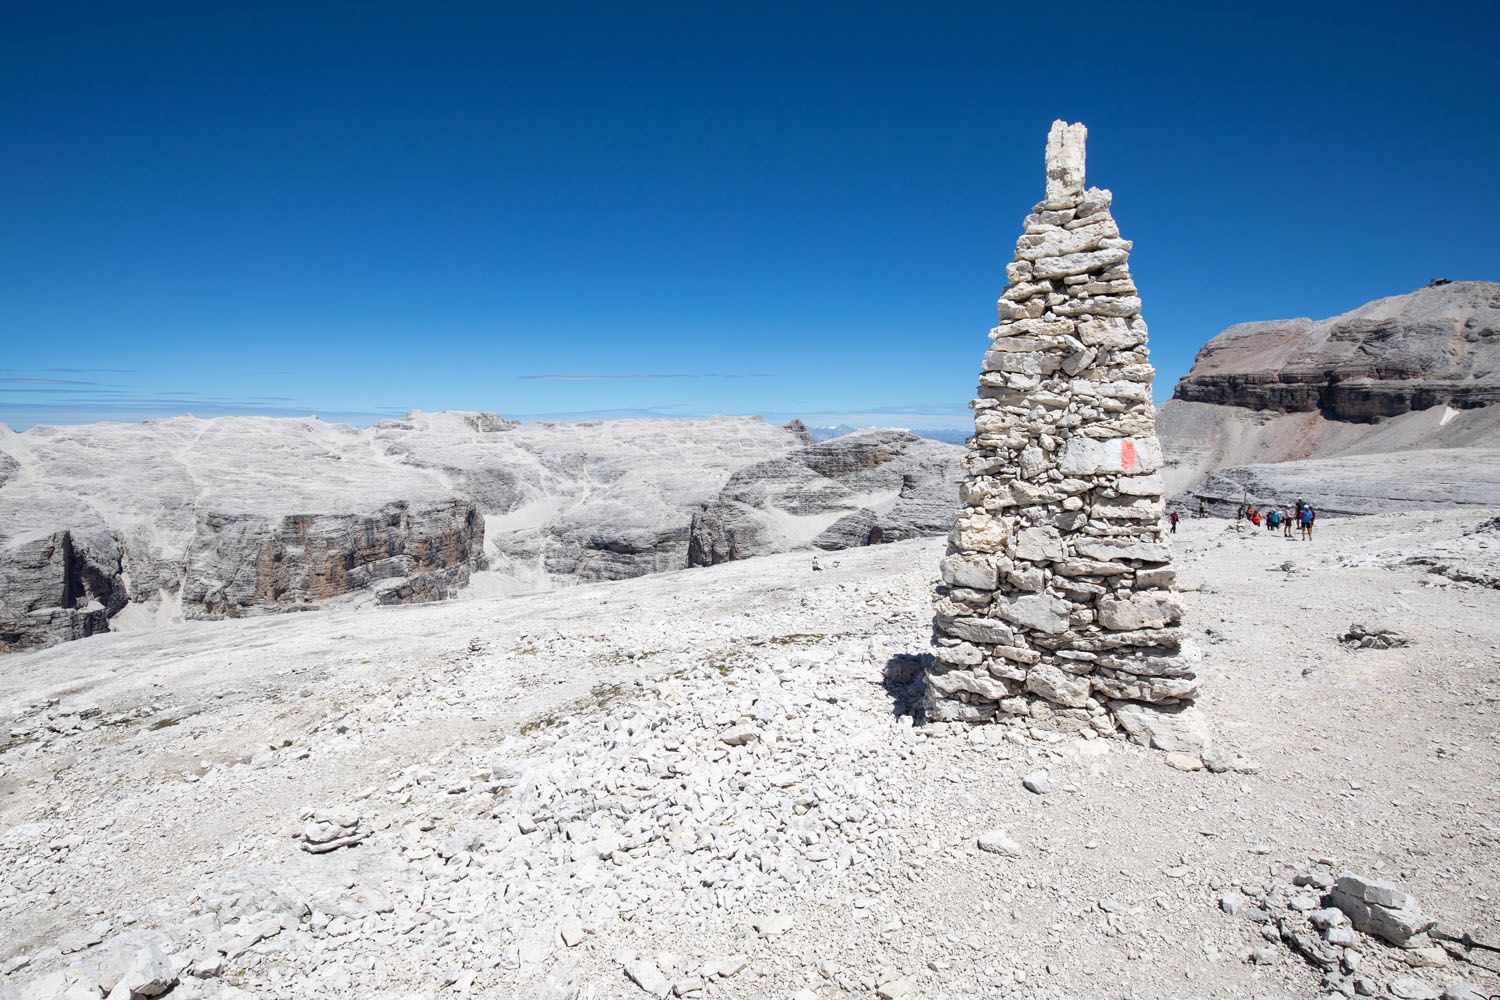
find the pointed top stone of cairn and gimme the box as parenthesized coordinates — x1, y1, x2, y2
(1044, 120, 1087, 201)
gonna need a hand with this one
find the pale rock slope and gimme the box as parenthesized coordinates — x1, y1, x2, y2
(0, 413, 960, 651)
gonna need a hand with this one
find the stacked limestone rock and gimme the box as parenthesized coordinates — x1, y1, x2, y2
(925, 121, 1196, 735)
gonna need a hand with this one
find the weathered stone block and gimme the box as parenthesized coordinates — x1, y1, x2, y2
(1071, 538, 1170, 563)
(1056, 436, 1163, 476)
(1330, 875, 1434, 947)
(1030, 248, 1130, 280)
(993, 594, 1071, 634)
(932, 641, 984, 667)
(1025, 663, 1091, 708)
(942, 616, 1015, 645)
(1134, 567, 1175, 588)
(929, 666, 1012, 701)
(1011, 526, 1063, 562)
(1044, 120, 1087, 200)
(940, 553, 999, 591)
(952, 513, 1011, 554)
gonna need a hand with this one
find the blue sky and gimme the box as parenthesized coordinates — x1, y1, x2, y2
(3, 3, 1497, 431)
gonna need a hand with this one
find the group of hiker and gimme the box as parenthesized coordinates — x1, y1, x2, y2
(1237, 498, 1316, 539)
(1167, 499, 1210, 533)
(1165, 497, 1318, 539)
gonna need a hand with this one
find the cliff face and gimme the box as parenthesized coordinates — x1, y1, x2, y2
(1171, 281, 1500, 421)
(0, 529, 124, 650)
(180, 500, 483, 618)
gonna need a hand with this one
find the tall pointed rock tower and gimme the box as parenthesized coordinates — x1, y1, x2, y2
(924, 121, 1195, 738)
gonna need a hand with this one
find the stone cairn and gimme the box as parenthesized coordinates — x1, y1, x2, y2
(924, 120, 1196, 736)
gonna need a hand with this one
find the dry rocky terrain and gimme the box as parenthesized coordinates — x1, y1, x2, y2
(1, 509, 1497, 1000)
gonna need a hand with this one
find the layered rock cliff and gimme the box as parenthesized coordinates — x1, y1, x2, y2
(0, 413, 962, 650)
(1171, 281, 1500, 421)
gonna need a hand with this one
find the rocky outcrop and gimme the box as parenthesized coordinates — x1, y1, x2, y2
(0, 529, 125, 651)
(924, 121, 1194, 733)
(687, 429, 961, 566)
(1, 412, 963, 650)
(1171, 282, 1500, 421)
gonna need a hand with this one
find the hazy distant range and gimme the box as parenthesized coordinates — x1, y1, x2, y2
(812, 424, 968, 444)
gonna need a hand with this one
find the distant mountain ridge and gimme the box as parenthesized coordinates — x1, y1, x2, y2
(807, 424, 969, 445)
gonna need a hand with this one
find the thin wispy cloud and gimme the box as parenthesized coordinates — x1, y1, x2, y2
(2, 398, 409, 430)
(39, 367, 136, 374)
(0, 387, 129, 395)
(519, 372, 774, 382)
(0, 376, 106, 386)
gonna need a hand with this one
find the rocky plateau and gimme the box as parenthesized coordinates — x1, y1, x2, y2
(0, 414, 960, 652)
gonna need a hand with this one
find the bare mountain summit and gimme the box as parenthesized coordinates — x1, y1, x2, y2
(1159, 281, 1500, 506)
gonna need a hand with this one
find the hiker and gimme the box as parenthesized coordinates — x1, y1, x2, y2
(1170, 510, 1180, 534)
(1283, 507, 1294, 538)
(1198, 500, 1206, 518)
(1236, 504, 1246, 522)
(1300, 505, 1315, 540)
(811, 555, 822, 572)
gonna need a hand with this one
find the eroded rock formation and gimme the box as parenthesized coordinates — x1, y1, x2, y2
(180, 500, 483, 618)
(925, 121, 1195, 732)
(1157, 281, 1500, 503)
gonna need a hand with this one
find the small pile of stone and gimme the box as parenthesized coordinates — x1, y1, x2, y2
(1341, 622, 1410, 650)
(1329, 872, 1435, 948)
(1213, 866, 1493, 999)
(925, 120, 1195, 736)
(296, 808, 368, 854)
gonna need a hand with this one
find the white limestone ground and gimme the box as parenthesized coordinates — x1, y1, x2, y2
(1, 512, 1498, 999)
